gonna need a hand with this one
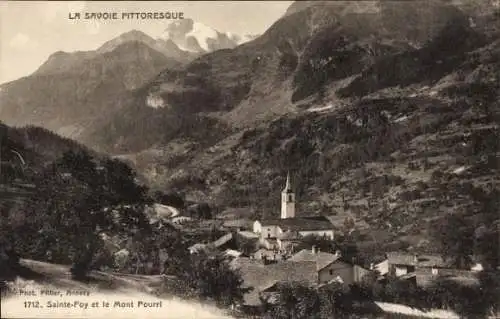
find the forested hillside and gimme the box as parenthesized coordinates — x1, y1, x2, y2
(0, 123, 150, 279)
(101, 0, 500, 254)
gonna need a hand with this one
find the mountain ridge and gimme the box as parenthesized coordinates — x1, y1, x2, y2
(81, 0, 475, 152)
(1, 1, 499, 249)
(88, 1, 500, 251)
(0, 39, 181, 140)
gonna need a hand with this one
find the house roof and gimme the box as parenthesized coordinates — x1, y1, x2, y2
(386, 252, 417, 266)
(237, 231, 259, 239)
(213, 233, 233, 248)
(188, 233, 233, 253)
(259, 216, 334, 231)
(224, 249, 242, 258)
(219, 207, 254, 219)
(386, 252, 449, 268)
(254, 249, 284, 261)
(230, 257, 318, 306)
(223, 218, 253, 229)
(263, 238, 278, 245)
(289, 249, 341, 271)
(373, 259, 389, 276)
(254, 248, 274, 257)
(188, 243, 207, 252)
(172, 216, 192, 222)
(416, 254, 448, 268)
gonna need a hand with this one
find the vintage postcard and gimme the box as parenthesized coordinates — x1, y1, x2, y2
(1, 0, 499, 318)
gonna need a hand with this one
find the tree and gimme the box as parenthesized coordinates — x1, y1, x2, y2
(318, 283, 354, 318)
(153, 191, 185, 208)
(474, 226, 500, 270)
(188, 203, 212, 219)
(180, 252, 249, 308)
(159, 230, 191, 276)
(0, 231, 21, 281)
(335, 235, 359, 264)
(432, 214, 474, 269)
(295, 234, 336, 254)
(24, 149, 149, 280)
(263, 282, 321, 319)
(428, 277, 489, 319)
(478, 270, 500, 317)
(343, 217, 355, 231)
(262, 281, 361, 319)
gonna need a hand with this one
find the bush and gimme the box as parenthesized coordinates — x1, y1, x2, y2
(2, 149, 149, 280)
(162, 251, 248, 308)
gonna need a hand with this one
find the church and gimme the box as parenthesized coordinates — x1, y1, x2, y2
(252, 172, 335, 247)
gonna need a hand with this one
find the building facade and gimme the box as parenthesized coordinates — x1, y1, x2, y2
(281, 172, 295, 219)
(253, 173, 335, 242)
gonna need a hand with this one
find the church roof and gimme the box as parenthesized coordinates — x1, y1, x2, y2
(278, 231, 301, 240)
(259, 216, 334, 231)
(283, 171, 293, 193)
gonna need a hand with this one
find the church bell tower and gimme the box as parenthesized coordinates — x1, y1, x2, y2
(281, 171, 295, 219)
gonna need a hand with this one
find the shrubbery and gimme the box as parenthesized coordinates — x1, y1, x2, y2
(1, 147, 150, 280)
(260, 271, 500, 319)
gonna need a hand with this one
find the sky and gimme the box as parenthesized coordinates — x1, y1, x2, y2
(0, 1, 293, 84)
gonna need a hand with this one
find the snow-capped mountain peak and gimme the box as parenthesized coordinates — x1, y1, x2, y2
(188, 21, 219, 51)
(159, 18, 255, 53)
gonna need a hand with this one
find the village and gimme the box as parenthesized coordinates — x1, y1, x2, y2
(123, 172, 488, 312)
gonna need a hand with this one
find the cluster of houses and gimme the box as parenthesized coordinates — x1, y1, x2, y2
(230, 246, 372, 308)
(100, 173, 485, 311)
(372, 251, 483, 288)
(182, 173, 486, 309)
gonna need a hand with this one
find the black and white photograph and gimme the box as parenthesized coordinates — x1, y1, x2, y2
(1, 1, 499, 318)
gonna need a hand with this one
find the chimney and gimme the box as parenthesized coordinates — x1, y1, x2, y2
(414, 254, 419, 265)
(370, 263, 374, 270)
(312, 245, 317, 254)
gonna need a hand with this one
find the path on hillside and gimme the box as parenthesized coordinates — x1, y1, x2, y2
(154, 203, 180, 219)
(1, 259, 234, 319)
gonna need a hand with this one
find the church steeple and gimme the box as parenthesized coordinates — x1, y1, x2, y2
(284, 171, 292, 192)
(281, 171, 295, 219)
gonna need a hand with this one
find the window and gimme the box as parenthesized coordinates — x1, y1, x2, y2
(329, 270, 333, 275)
(288, 195, 293, 202)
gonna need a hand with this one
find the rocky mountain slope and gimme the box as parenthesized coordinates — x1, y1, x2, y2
(1, 1, 499, 249)
(96, 30, 196, 63)
(0, 21, 251, 141)
(82, 1, 500, 249)
(87, 0, 473, 143)
(0, 36, 180, 140)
